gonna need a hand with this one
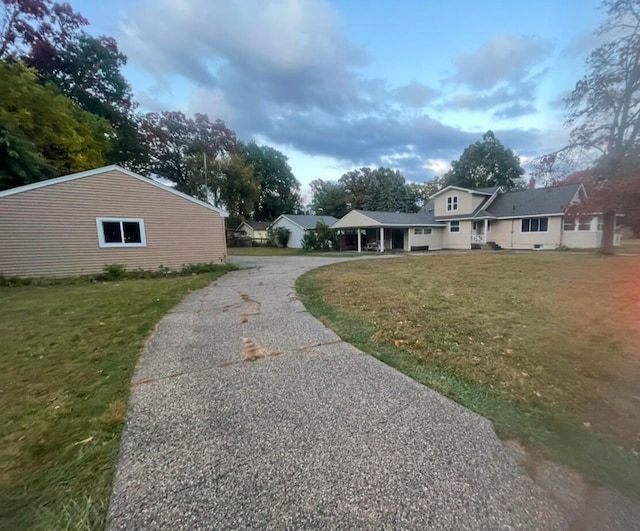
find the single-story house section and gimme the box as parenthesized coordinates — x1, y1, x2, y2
(332, 210, 443, 251)
(268, 214, 338, 248)
(332, 183, 620, 252)
(236, 220, 270, 241)
(0, 165, 229, 277)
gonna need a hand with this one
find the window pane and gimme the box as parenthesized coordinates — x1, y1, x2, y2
(425, 228, 432, 235)
(123, 222, 142, 243)
(540, 218, 548, 231)
(521, 219, 529, 232)
(103, 221, 122, 243)
(531, 218, 539, 232)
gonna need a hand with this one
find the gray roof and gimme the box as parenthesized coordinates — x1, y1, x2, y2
(486, 184, 582, 217)
(282, 214, 338, 229)
(237, 220, 270, 230)
(353, 203, 445, 226)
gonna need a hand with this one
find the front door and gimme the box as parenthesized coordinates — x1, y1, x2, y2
(392, 229, 404, 250)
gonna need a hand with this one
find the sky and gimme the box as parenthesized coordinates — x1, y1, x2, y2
(68, 0, 606, 189)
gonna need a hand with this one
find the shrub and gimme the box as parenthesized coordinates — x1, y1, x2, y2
(100, 263, 126, 280)
(302, 221, 338, 251)
(267, 226, 291, 247)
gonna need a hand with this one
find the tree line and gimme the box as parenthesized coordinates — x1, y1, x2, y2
(0, 0, 302, 227)
(2, 0, 638, 236)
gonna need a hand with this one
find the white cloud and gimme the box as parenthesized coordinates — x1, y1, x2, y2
(450, 34, 553, 90)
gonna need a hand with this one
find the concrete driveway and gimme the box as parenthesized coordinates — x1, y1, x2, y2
(106, 255, 575, 529)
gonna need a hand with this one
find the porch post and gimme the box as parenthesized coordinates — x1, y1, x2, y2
(407, 227, 412, 251)
(380, 227, 385, 252)
(357, 229, 361, 253)
(484, 218, 488, 243)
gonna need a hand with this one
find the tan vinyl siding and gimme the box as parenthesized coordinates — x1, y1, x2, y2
(434, 190, 474, 217)
(332, 210, 380, 229)
(409, 228, 443, 250)
(441, 220, 472, 249)
(489, 217, 563, 250)
(0, 169, 227, 277)
(563, 230, 602, 248)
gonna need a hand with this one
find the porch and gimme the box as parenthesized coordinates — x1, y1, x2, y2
(337, 227, 409, 252)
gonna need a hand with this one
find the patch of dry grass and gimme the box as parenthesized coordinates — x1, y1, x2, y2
(298, 252, 640, 495)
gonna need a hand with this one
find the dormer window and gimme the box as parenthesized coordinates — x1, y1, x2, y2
(447, 196, 458, 211)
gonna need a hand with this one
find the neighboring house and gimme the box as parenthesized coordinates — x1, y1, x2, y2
(332, 183, 619, 251)
(268, 214, 338, 248)
(236, 220, 270, 241)
(0, 165, 228, 277)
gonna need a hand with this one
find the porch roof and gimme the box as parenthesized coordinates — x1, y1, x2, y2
(332, 208, 445, 229)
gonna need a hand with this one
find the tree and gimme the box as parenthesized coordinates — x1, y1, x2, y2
(140, 111, 237, 193)
(219, 152, 260, 227)
(563, 0, 640, 178)
(0, 0, 87, 61)
(338, 167, 373, 210)
(444, 131, 525, 191)
(409, 176, 446, 206)
(363, 167, 417, 212)
(0, 121, 54, 189)
(309, 179, 348, 217)
(241, 141, 301, 220)
(38, 33, 147, 168)
(0, 61, 110, 187)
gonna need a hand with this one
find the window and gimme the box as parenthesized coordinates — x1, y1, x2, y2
(521, 217, 548, 233)
(97, 218, 146, 247)
(414, 228, 432, 235)
(578, 219, 591, 231)
(424, 228, 432, 235)
(597, 221, 604, 231)
(487, 220, 492, 232)
(564, 218, 575, 231)
(414, 228, 423, 235)
(449, 221, 460, 233)
(447, 196, 458, 211)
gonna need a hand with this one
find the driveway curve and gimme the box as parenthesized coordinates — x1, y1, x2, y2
(107, 255, 568, 530)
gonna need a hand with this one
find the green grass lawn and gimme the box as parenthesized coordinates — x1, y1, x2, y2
(0, 266, 235, 530)
(297, 252, 640, 497)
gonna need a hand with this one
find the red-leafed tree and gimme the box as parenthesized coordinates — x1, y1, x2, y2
(0, 1, 87, 61)
(532, 0, 640, 251)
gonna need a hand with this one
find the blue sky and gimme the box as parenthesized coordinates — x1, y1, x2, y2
(68, 0, 605, 189)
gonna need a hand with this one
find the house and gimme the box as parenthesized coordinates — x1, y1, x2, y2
(0, 165, 228, 277)
(268, 214, 338, 248)
(236, 220, 270, 241)
(331, 183, 620, 251)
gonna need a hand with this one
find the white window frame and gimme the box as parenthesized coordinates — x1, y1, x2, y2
(414, 228, 423, 235)
(96, 217, 147, 248)
(449, 220, 460, 233)
(521, 217, 549, 233)
(424, 228, 432, 235)
(447, 196, 458, 212)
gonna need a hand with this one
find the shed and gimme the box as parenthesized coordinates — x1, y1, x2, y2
(0, 165, 228, 277)
(268, 214, 338, 248)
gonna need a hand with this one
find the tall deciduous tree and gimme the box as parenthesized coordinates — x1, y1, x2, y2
(444, 131, 525, 191)
(241, 141, 301, 221)
(0, 0, 87, 61)
(219, 152, 259, 226)
(309, 179, 348, 218)
(0, 61, 110, 187)
(564, 0, 640, 177)
(39, 34, 147, 168)
(338, 167, 373, 210)
(140, 111, 236, 192)
(0, 121, 54, 189)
